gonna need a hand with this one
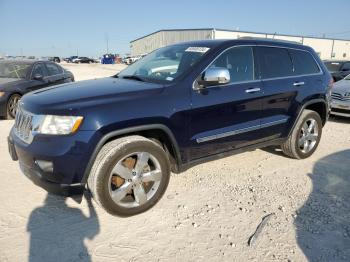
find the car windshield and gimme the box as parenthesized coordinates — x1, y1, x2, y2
(324, 62, 342, 72)
(0, 62, 31, 79)
(118, 44, 211, 82)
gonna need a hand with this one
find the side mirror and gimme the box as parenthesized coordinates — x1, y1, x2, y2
(341, 68, 350, 72)
(196, 67, 230, 88)
(33, 74, 43, 80)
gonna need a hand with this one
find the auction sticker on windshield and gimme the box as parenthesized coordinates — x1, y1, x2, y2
(185, 47, 210, 53)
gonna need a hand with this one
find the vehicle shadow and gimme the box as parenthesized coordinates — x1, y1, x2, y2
(260, 146, 285, 157)
(295, 149, 350, 261)
(27, 192, 100, 262)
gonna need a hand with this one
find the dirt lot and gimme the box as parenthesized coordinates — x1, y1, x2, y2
(0, 64, 349, 262)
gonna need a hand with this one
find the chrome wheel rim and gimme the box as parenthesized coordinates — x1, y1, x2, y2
(108, 152, 162, 208)
(299, 118, 319, 154)
(8, 96, 20, 118)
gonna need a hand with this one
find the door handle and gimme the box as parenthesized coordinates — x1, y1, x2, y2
(293, 81, 305, 87)
(245, 87, 261, 93)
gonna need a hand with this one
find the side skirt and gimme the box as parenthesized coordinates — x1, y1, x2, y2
(177, 138, 286, 173)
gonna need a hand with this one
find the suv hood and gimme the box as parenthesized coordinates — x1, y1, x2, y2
(333, 79, 350, 94)
(21, 77, 164, 114)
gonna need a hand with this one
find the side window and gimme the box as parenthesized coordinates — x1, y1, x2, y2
(342, 62, 350, 71)
(31, 63, 46, 78)
(289, 49, 320, 75)
(256, 47, 293, 79)
(209, 46, 254, 83)
(46, 63, 61, 76)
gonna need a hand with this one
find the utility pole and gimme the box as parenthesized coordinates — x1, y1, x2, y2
(105, 33, 109, 54)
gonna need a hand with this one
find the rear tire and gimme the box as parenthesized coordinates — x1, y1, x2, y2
(88, 135, 171, 217)
(281, 110, 322, 159)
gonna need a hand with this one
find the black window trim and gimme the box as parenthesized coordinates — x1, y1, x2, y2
(192, 44, 323, 90)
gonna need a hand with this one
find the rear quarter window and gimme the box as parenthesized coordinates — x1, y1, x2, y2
(289, 49, 320, 75)
(256, 47, 293, 79)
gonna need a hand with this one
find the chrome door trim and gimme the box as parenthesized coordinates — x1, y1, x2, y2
(196, 118, 288, 143)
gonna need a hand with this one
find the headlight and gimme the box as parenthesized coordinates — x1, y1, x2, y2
(38, 115, 83, 135)
(0, 92, 5, 97)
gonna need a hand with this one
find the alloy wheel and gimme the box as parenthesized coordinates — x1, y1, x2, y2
(298, 118, 319, 154)
(108, 152, 162, 208)
(8, 95, 20, 119)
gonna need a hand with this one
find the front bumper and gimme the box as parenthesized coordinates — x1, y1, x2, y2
(331, 99, 350, 117)
(0, 95, 8, 117)
(8, 128, 98, 196)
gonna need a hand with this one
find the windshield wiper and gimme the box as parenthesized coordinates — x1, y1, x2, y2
(120, 75, 145, 82)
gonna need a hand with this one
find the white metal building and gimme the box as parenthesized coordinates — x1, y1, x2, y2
(130, 28, 350, 60)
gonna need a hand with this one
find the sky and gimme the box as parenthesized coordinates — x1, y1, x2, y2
(0, 0, 349, 58)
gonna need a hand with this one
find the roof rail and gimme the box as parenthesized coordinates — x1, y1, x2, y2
(238, 36, 301, 45)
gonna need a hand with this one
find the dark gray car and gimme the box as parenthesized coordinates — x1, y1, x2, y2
(0, 60, 74, 119)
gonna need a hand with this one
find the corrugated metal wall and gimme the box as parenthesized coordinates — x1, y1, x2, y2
(130, 30, 213, 55)
(130, 29, 350, 60)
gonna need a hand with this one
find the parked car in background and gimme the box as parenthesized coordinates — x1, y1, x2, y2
(0, 60, 74, 119)
(122, 56, 132, 65)
(64, 56, 78, 63)
(7, 39, 332, 216)
(48, 57, 61, 63)
(324, 60, 350, 82)
(331, 74, 350, 117)
(73, 57, 95, 64)
(101, 54, 115, 64)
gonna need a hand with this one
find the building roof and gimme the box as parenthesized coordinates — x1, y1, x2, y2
(130, 28, 350, 43)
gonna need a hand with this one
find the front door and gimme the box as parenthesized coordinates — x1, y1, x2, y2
(190, 46, 264, 160)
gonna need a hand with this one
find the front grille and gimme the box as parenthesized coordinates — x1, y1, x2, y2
(14, 106, 33, 143)
(331, 92, 350, 101)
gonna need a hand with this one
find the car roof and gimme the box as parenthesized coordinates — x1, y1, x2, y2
(0, 59, 37, 65)
(172, 38, 307, 50)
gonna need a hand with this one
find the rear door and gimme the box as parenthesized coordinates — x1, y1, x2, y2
(45, 62, 65, 85)
(255, 46, 322, 139)
(190, 46, 264, 160)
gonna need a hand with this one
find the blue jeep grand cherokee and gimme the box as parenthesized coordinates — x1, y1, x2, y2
(8, 39, 332, 216)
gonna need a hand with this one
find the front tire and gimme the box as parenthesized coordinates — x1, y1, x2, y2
(6, 94, 21, 119)
(281, 110, 322, 159)
(88, 136, 171, 217)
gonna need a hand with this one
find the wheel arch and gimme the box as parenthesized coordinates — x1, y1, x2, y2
(288, 99, 328, 138)
(305, 101, 328, 126)
(81, 124, 182, 185)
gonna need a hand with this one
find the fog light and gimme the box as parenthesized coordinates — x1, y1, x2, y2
(35, 160, 53, 173)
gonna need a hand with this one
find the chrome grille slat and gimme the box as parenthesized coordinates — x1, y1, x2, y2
(331, 92, 350, 101)
(14, 106, 33, 143)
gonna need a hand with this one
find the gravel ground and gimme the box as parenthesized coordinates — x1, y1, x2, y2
(0, 64, 349, 262)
